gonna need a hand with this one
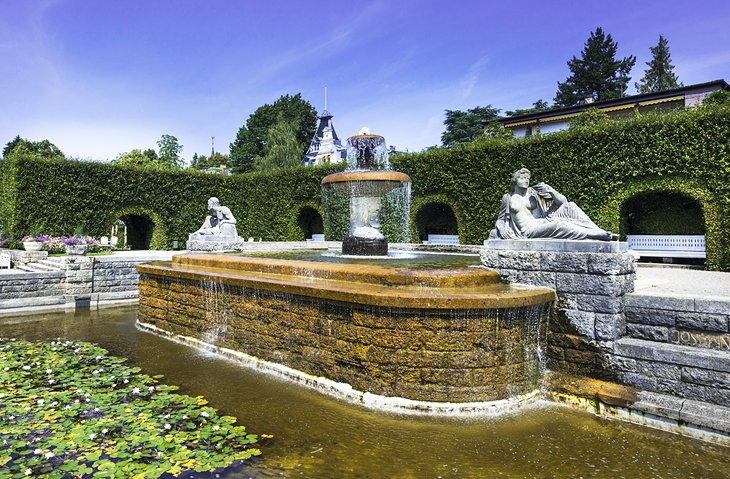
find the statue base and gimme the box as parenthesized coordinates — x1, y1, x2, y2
(342, 235, 388, 256)
(187, 234, 245, 252)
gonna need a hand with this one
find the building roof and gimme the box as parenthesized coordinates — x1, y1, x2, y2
(501, 79, 729, 127)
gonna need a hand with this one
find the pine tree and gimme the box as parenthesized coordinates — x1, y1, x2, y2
(554, 27, 636, 107)
(635, 35, 682, 93)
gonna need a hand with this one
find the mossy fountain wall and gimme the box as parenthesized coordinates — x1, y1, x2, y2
(137, 254, 554, 406)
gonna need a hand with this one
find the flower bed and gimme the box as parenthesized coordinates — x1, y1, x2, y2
(0, 339, 264, 478)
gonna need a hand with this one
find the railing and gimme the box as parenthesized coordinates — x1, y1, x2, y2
(626, 235, 706, 259)
(425, 234, 460, 245)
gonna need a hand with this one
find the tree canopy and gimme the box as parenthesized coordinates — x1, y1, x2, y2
(255, 119, 302, 171)
(635, 35, 682, 94)
(2, 136, 64, 160)
(441, 105, 501, 147)
(156, 134, 184, 169)
(112, 134, 184, 171)
(505, 100, 551, 117)
(554, 27, 636, 107)
(190, 152, 230, 170)
(229, 93, 317, 173)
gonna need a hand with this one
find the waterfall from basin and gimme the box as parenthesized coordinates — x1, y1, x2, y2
(321, 130, 411, 256)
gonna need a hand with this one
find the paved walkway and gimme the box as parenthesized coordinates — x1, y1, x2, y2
(2, 249, 729, 299)
(634, 264, 730, 298)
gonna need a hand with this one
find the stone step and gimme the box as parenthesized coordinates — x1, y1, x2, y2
(37, 259, 64, 270)
(615, 337, 730, 372)
(16, 261, 63, 273)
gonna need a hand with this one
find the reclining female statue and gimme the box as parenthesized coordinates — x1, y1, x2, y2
(489, 168, 616, 241)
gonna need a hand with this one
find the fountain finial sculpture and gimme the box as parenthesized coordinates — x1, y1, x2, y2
(489, 168, 616, 241)
(321, 130, 411, 255)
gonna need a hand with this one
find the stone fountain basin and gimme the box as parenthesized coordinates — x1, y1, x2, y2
(138, 254, 555, 309)
(137, 253, 556, 405)
(321, 170, 411, 196)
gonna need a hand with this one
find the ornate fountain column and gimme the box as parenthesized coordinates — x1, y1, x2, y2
(321, 132, 411, 256)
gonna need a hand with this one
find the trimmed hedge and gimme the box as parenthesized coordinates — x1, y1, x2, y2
(2, 103, 729, 269)
(0, 154, 342, 248)
(391, 104, 730, 270)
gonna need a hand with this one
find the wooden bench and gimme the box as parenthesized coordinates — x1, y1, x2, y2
(626, 235, 706, 259)
(425, 234, 460, 245)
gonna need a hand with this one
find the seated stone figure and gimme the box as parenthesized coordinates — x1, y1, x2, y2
(489, 168, 615, 241)
(193, 197, 238, 238)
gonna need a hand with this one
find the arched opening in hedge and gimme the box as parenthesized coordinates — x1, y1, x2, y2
(118, 214, 155, 250)
(414, 202, 459, 242)
(620, 191, 705, 236)
(297, 206, 324, 240)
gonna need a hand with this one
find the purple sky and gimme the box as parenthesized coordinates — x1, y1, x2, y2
(2, 0, 729, 162)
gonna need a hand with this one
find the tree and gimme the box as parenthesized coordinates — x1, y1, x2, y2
(702, 89, 730, 107)
(3, 135, 64, 159)
(255, 119, 302, 171)
(441, 105, 501, 147)
(554, 27, 636, 107)
(112, 149, 157, 169)
(229, 93, 317, 173)
(142, 148, 159, 162)
(505, 100, 551, 117)
(156, 134, 183, 169)
(635, 35, 682, 93)
(190, 152, 230, 170)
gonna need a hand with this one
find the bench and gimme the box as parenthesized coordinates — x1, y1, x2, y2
(425, 234, 459, 245)
(307, 234, 326, 242)
(626, 235, 706, 259)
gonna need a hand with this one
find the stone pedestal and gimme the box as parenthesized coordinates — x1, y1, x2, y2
(186, 234, 244, 252)
(481, 240, 636, 378)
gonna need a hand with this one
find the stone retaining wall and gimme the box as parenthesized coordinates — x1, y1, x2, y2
(481, 241, 730, 439)
(0, 271, 65, 300)
(480, 242, 635, 379)
(0, 254, 162, 314)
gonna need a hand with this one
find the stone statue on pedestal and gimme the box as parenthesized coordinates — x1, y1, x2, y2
(187, 197, 244, 251)
(489, 168, 616, 241)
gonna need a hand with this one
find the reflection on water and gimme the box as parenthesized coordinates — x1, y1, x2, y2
(1, 307, 728, 479)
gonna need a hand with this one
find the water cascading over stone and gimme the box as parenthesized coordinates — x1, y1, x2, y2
(321, 130, 411, 256)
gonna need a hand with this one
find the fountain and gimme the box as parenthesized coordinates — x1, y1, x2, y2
(136, 131, 556, 414)
(321, 129, 410, 256)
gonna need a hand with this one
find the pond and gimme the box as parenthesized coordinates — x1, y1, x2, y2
(1, 306, 728, 478)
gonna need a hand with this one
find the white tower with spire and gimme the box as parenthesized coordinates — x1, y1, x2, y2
(302, 87, 347, 166)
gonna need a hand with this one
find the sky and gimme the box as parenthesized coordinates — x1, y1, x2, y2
(1, 0, 729, 163)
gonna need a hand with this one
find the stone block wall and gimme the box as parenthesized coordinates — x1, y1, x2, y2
(0, 254, 162, 313)
(138, 273, 551, 403)
(92, 258, 142, 292)
(481, 242, 730, 436)
(0, 271, 65, 300)
(616, 293, 730, 407)
(480, 245, 636, 379)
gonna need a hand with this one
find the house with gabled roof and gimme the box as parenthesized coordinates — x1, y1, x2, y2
(501, 79, 729, 137)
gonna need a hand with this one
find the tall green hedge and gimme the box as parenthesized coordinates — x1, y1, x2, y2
(0, 153, 342, 248)
(2, 103, 729, 269)
(391, 104, 730, 270)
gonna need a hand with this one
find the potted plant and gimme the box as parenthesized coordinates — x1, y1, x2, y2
(22, 235, 47, 252)
(64, 235, 90, 255)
